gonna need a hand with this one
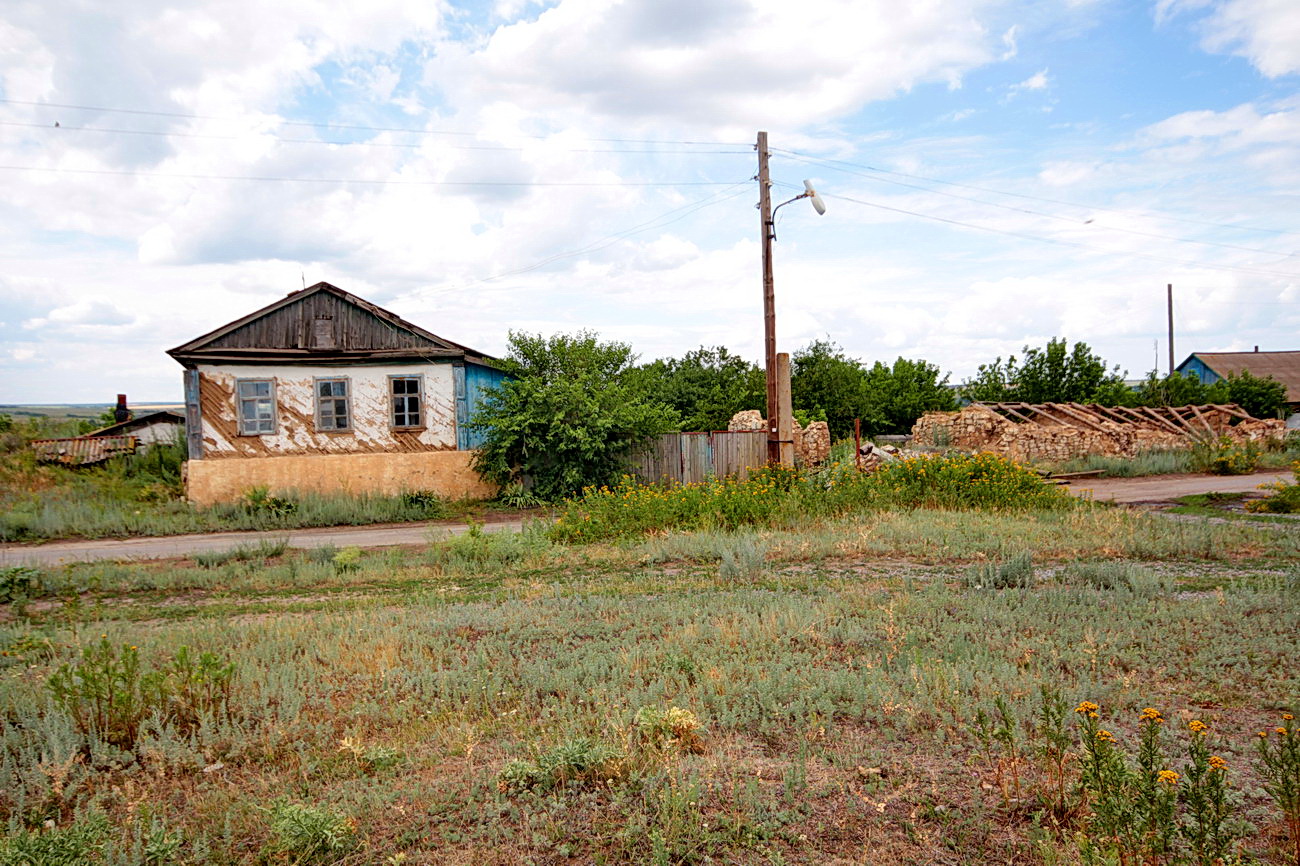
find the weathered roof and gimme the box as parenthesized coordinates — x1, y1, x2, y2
(168, 282, 496, 366)
(1180, 350, 1300, 403)
(87, 410, 185, 437)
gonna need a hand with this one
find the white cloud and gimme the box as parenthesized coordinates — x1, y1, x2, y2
(1006, 68, 1050, 100)
(433, 0, 1008, 131)
(1199, 0, 1300, 77)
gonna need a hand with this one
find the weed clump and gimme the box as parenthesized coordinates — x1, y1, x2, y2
(46, 638, 235, 751)
(263, 800, 357, 863)
(633, 706, 706, 755)
(498, 739, 625, 795)
(1256, 712, 1300, 865)
(1248, 460, 1300, 514)
(964, 551, 1034, 590)
(1060, 561, 1166, 593)
(1191, 436, 1261, 475)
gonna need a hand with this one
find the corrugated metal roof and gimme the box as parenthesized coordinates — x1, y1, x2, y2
(1188, 351, 1300, 402)
(31, 436, 137, 465)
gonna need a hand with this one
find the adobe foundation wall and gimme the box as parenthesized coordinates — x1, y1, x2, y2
(185, 450, 497, 506)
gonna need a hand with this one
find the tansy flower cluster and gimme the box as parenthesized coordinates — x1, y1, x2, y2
(1158, 769, 1180, 785)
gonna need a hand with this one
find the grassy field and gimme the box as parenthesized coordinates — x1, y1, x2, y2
(1, 506, 1297, 865)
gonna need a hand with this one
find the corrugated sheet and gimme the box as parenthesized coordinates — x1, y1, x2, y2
(31, 436, 137, 466)
(1189, 351, 1300, 402)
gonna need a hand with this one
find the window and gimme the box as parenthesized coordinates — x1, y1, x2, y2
(236, 379, 276, 435)
(315, 378, 350, 431)
(390, 375, 422, 428)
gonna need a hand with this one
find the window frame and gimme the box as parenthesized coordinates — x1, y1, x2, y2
(235, 378, 277, 436)
(388, 374, 424, 430)
(314, 376, 352, 433)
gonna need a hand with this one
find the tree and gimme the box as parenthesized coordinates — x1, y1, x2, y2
(637, 346, 765, 432)
(961, 339, 1127, 404)
(1221, 370, 1288, 419)
(1133, 371, 1220, 408)
(790, 340, 869, 439)
(861, 357, 959, 435)
(471, 331, 678, 501)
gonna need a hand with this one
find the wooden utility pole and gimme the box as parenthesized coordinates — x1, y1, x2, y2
(757, 131, 780, 464)
(1167, 283, 1174, 376)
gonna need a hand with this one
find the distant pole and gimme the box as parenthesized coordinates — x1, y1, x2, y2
(757, 131, 780, 464)
(1167, 283, 1174, 376)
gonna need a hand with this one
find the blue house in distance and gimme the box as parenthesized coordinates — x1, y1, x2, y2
(1176, 349, 1300, 425)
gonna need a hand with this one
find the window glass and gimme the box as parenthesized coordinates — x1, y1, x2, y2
(236, 379, 275, 435)
(391, 376, 422, 427)
(316, 378, 350, 431)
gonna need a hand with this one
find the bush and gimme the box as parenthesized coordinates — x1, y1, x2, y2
(0, 813, 109, 865)
(263, 800, 357, 863)
(1191, 436, 1261, 475)
(964, 551, 1035, 590)
(0, 566, 43, 603)
(632, 706, 706, 755)
(498, 738, 625, 794)
(1248, 460, 1300, 514)
(46, 638, 235, 751)
(862, 452, 1072, 511)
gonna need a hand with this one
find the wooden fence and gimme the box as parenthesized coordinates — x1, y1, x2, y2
(629, 431, 768, 484)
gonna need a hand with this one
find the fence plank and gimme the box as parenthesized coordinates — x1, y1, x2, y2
(630, 431, 768, 484)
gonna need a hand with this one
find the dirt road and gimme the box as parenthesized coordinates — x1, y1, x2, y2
(0, 518, 526, 567)
(1065, 470, 1289, 503)
(1, 470, 1291, 566)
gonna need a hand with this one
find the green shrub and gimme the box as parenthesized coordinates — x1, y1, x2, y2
(242, 485, 298, 516)
(46, 638, 235, 750)
(1256, 711, 1300, 866)
(497, 738, 625, 794)
(0, 566, 43, 603)
(399, 489, 446, 515)
(0, 813, 109, 865)
(1060, 561, 1165, 593)
(263, 800, 357, 863)
(426, 521, 554, 571)
(862, 452, 1071, 511)
(331, 546, 363, 573)
(1191, 436, 1261, 475)
(1248, 460, 1300, 514)
(495, 481, 544, 509)
(193, 538, 288, 567)
(632, 706, 706, 755)
(964, 551, 1035, 590)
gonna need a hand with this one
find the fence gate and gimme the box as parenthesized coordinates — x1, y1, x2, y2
(630, 431, 767, 484)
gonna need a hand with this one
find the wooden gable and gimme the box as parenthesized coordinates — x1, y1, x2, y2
(169, 282, 486, 365)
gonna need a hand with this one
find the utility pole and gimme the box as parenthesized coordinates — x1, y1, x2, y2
(757, 131, 780, 464)
(1167, 283, 1174, 377)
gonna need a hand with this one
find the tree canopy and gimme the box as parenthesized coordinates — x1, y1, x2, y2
(471, 331, 677, 501)
(961, 339, 1127, 405)
(635, 346, 765, 433)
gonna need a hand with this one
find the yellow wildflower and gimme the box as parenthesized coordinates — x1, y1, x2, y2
(1139, 707, 1164, 723)
(1188, 720, 1208, 734)
(1158, 770, 1179, 786)
(1208, 756, 1228, 771)
(1075, 701, 1100, 715)
(1284, 713, 1295, 721)
(1096, 729, 1116, 743)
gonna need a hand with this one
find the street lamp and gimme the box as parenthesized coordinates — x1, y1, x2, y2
(756, 130, 826, 465)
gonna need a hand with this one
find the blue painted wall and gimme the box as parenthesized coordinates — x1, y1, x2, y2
(1175, 355, 1220, 386)
(455, 361, 508, 450)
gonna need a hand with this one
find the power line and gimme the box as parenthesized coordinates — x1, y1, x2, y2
(774, 147, 1300, 238)
(0, 97, 749, 147)
(800, 184, 1300, 280)
(417, 183, 753, 296)
(775, 150, 1296, 259)
(0, 163, 742, 188)
(0, 119, 751, 155)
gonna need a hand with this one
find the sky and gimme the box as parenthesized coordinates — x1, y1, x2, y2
(1, 0, 1298, 403)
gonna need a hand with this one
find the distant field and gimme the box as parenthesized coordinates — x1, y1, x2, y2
(0, 403, 182, 421)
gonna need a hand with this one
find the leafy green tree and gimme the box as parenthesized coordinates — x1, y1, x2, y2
(471, 331, 678, 501)
(962, 339, 1127, 405)
(1221, 370, 1288, 419)
(1134, 371, 1218, 408)
(637, 346, 765, 432)
(790, 340, 869, 439)
(861, 357, 959, 435)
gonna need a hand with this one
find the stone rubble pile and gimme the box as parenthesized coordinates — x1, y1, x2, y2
(910, 403, 1287, 463)
(726, 410, 831, 467)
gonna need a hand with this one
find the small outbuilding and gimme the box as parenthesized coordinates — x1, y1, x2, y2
(167, 281, 505, 505)
(87, 410, 186, 446)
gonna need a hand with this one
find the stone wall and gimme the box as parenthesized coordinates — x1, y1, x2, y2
(725, 411, 831, 467)
(911, 405, 1287, 462)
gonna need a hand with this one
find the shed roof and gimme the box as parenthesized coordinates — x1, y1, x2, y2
(168, 282, 497, 366)
(1180, 351, 1300, 403)
(87, 410, 185, 437)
